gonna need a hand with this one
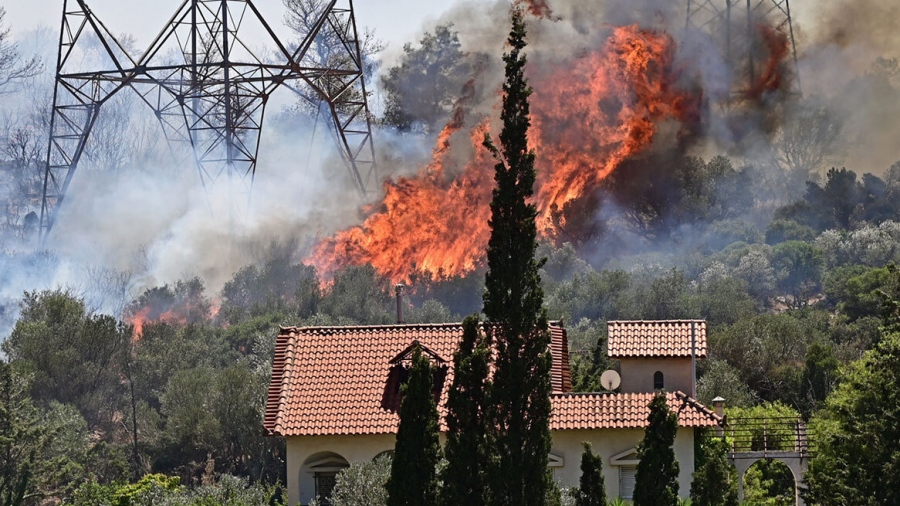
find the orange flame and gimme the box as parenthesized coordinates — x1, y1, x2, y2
(532, 25, 698, 237)
(516, 0, 555, 19)
(125, 296, 218, 340)
(745, 24, 790, 101)
(128, 306, 152, 339)
(312, 121, 495, 283)
(310, 25, 698, 284)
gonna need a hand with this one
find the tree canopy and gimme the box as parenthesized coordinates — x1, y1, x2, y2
(633, 392, 679, 506)
(574, 442, 606, 506)
(387, 345, 441, 506)
(805, 330, 900, 504)
(441, 316, 490, 506)
(481, 8, 554, 506)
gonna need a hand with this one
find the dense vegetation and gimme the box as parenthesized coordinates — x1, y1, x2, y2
(3, 4, 900, 505)
(3, 101, 900, 506)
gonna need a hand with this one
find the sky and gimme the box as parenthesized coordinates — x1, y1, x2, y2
(2, 0, 460, 57)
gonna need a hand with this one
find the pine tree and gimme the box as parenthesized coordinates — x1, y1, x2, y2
(441, 316, 491, 506)
(690, 437, 738, 506)
(633, 392, 680, 506)
(575, 442, 606, 506)
(482, 7, 554, 506)
(387, 345, 441, 506)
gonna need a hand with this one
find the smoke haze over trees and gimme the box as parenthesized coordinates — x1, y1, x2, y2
(1, 0, 900, 503)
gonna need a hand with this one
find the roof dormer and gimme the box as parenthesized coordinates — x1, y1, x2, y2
(381, 340, 448, 412)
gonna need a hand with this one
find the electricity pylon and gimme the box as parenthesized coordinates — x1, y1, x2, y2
(40, 0, 377, 241)
(686, 0, 801, 96)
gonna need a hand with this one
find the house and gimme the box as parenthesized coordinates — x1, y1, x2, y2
(607, 320, 707, 395)
(264, 320, 721, 506)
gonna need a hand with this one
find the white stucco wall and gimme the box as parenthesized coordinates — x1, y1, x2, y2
(287, 433, 397, 506)
(285, 427, 696, 505)
(549, 427, 696, 499)
(619, 357, 695, 395)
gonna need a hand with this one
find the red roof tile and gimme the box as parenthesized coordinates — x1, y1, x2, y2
(550, 391, 721, 430)
(550, 325, 571, 393)
(265, 322, 720, 437)
(607, 320, 707, 358)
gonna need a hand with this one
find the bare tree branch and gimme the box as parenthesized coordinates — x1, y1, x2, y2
(0, 8, 41, 93)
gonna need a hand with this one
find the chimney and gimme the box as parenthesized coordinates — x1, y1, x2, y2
(712, 396, 726, 437)
(395, 284, 405, 324)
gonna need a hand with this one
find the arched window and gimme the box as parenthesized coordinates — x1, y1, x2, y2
(654, 371, 664, 390)
(301, 452, 349, 506)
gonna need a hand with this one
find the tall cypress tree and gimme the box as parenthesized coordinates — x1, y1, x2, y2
(690, 437, 738, 506)
(482, 7, 554, 506)
(441, 315, 491, 506)
(387, 345, 441, 506)
(633, 392, 680, 506)
(575, 442, 607, 506)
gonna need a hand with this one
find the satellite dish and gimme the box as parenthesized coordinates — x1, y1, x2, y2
(600, 370, 621, 391)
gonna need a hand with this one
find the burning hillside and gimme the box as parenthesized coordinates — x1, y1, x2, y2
(310, 20, 719, 283)
(123, 280, 220, 339)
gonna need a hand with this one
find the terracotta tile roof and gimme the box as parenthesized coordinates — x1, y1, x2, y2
(550, 391, 722, 430)
(264, 322, 573, 437)
(607, 320, 707, 358)
(265, 322, 721, 437)
(550, 325, 571, 393)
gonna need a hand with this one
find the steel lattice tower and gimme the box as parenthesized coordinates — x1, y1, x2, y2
(686, 0, 800, 96)
(40, 0, 377, 241)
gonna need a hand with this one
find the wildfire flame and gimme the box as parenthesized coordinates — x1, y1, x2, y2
(125, 296, 220, 340)
(745, 24, 790, 101)
(531, 25, 699, 237)
(516, 0, 555, 19)
(312, 69, 496, 282)
(309, 25, 713, 284)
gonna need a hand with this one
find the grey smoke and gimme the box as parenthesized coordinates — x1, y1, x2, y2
(2, 0, 900, 340)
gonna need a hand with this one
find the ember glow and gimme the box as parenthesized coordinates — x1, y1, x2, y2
(745, 24, 790, 101)
(516, 0, 555, 19)
(309, 25, 715, 283)
(125, 296, 219, 340)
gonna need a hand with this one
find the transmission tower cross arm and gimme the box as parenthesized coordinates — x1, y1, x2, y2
(281, 0, 378, 197)
(40, 0, 380, 243)
(41, 0, 132, 242)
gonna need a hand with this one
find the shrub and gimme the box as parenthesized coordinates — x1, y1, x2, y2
(331, 455, 391, 506)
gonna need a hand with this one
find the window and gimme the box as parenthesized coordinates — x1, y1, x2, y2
(382, 341, 449, 411)
(315, 472, 338, 505)
(302, 452, 349, 506)
(654, 371, 664, 390)
(619, 465, 637, 499)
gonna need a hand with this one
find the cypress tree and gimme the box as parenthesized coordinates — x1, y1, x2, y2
(387, 345, 441, 506)
(633, 392, 680, 506)
(575, 442, 606, 506)
(441, 315, 491, 506)
(482, 7, 554, 506)
(690, 437, 738, 506)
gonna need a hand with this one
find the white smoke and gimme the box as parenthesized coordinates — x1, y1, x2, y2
(2, 0, 900, 340)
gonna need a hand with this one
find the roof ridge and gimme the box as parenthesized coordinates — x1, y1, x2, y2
(673, 390, 723, 423)
(279, 320, 566, 333)
(607, 319, 706, 324)
(279, 322, 466, 332)
(267, 332, 295, 436)
(551, 391, 659, 397)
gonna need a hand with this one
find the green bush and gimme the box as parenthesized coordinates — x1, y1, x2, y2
(68, 474, 281, 506)
(331, 456, 391, 506)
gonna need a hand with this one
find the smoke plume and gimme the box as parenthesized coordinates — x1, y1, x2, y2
(2, 0, 900, 337)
